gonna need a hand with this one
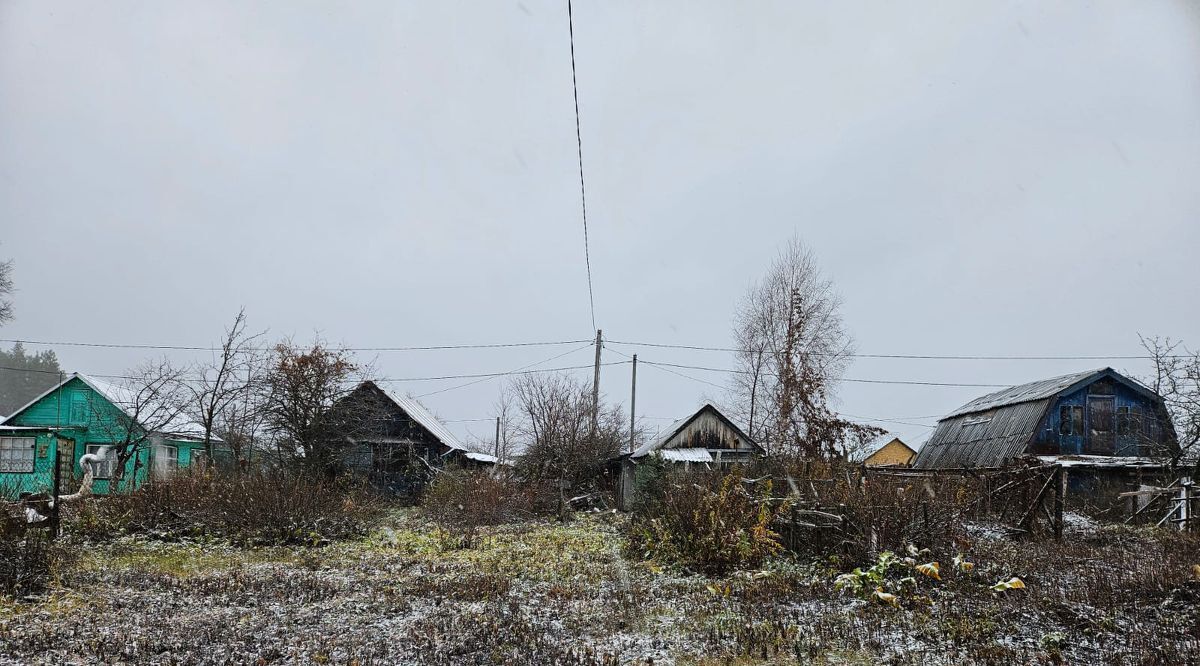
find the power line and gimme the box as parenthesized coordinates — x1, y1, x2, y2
(566, 0, 596, 331)
(606, 339, 1180, 361)
(0, 338, 592, 353)
(839, 413, 939, 429)
(637, 359, 1010, 388)
(2, 335, 1183, 362)
(416, 341, 595, 398)
(0, 360, 629, 385)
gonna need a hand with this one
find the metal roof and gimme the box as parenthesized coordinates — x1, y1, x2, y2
(659, 448, 714, 463)
(914, 398, 1050, 469)
(378, 387, 497, 463)
(0, 372, 211, 441)
(945, 369, 1104, 418)
(916, 367, 1170, 469)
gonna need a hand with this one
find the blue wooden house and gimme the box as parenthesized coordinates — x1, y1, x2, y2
(913, 368, 1177, 469)
(0, 373, 209, 499)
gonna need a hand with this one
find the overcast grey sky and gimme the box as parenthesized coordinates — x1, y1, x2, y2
(2, 1, 1199, 447)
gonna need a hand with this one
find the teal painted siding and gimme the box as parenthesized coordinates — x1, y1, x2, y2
(0, 431, 58, 497)
(1, 377, 207, 499)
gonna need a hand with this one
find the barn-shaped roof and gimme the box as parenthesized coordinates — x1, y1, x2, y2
(914, 367, 1168, 469)
(632, 402, 759, 459)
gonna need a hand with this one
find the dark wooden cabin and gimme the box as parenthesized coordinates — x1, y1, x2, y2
(330, 381, 496, 495)
(913, 368, 1177, 469)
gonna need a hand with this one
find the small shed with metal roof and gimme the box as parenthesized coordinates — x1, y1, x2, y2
(913, 368, 1176, 469)
(616, 403, 762, 509)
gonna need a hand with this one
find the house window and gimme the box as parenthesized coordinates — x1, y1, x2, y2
(1059, 405, 1083, 436)
(86, 444, 113, 479)
(1116, 406, 1137, 437)
(0, 437, 36, 473)
(152, 444, 178, 480)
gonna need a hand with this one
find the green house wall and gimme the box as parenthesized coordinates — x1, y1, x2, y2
(1, 377, 206, 499)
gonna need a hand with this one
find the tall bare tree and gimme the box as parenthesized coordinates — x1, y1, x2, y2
(185, 309, 268, 461)
(1138, 335, 1200, 467)
(731, 237, 878, 457)
(261, 340, 369, 478)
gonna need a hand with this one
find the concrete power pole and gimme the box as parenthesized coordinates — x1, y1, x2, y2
(591, 329, 602, 442)
(628, 354, 637, 454)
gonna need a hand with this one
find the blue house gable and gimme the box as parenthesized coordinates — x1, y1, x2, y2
(914, 368, 1177, 469)
(1031, 375, 1168, 458)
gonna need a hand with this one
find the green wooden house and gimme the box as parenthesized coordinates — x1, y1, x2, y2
(0, 373, 210, 499)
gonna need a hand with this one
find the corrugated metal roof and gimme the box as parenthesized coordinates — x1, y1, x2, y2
(659, 448, 714, 463)
(379, 388, 497, 463)
(913, 399, 1050, 469)
(945, 369, 1104, 418)
(916, 368, 1172, 469)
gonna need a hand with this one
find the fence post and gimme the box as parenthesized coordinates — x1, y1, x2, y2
(49, 440, 62, 540)
(1053, 465, 1065, 541)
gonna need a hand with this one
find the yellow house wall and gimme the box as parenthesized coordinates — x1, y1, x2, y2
(864, 439, 916, 467)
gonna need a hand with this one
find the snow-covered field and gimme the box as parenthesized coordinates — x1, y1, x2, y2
(0, 510, 1197, 664)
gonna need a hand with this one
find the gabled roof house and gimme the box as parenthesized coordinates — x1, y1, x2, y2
(854, 434, 918, 467)
(0, 373, 210, 498)
(329, 381, 496, 495)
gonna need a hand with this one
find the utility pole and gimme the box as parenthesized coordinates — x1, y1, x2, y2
(494, 416, 501, 461)
(591, 329, 602, 442)
(628, 354, 637, 454)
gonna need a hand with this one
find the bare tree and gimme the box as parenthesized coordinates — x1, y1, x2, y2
(186, 309, 268, 461)
(730, 236, 879, 457)
(0, 253, 13, 326)
(508, 372, 626, 488)
(261, 340, 370, 478)
(1138, 335, 1200, 467)
(88, 360, 190, 490)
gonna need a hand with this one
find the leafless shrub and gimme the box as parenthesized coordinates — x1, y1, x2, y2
(70, 467, 381, 545)
(0, 530, 54, 597)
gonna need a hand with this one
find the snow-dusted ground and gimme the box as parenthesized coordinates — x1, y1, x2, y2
(0, 510, 1197, 665)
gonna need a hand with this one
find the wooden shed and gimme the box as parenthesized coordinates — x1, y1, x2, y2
(617, 403, 762, 510)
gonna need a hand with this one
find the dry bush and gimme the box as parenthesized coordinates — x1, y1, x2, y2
(0, 528, 71, 598)
(421, 467, 555, 547)
(70, 468, 381, 546)
(627, 469, 790, 574)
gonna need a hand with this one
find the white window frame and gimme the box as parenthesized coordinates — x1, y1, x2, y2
(152, 443, 178, 480)
(0, 437, 36, 473)
(86, 444, 114, 480)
